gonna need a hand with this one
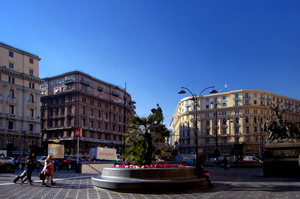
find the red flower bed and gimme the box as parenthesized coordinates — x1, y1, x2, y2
(113, 163, 185, 168)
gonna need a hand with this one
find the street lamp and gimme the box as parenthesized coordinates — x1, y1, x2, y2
(178, 86, 215, 175)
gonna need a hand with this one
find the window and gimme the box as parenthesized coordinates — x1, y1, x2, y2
(245, 117, 249, 123)
(254, 93, 257, 98)
(29, 69, 34, 76)
(29, 124, 34, 131)
(206, 120, 210, 126)
(214, 97, 218, 102)
(90, 121, 94, 128)
(9, 105, 14, 114)
(223, 103, 227, 107)
(245, 93, 249, 98)
(29, 109, 34, 117)
(206, 105, 209, 109)
(8, 77, 15, 84)
(9, 63, 14, 69)
(235, 102, 239, 106)
(206, 98, 209, 102)
(90, 109, 93, 117)
(29, 58, 34, 64)
(235, 94, 239, 99)
(98, 111, 101, 118)
(236, 117, 239, 123)
(8, 89, 14, 99)
(8, 121, 13, 129)
(222, 96, 226, 100)
(82, 119, 86, 126)
(223, 118, 227, 125)
(82, 107, 85, 114)
(9, 51, 14, 57)
(56, 80, 59, 85)
(29, 94, 34, 103)
(223, 128, 227, 134)
(29, 82, 35, 89)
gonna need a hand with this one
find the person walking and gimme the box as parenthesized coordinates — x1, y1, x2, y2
(41, 159, 53, 187)
(41, 155, 56, 186)
(20, 159, 34, 185)
(222, 156, 230, 170)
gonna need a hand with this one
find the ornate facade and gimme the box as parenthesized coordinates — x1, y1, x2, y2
(0, 42, 42, 156)
(40, 71, 135, 156)
(172, 89, 300, 158)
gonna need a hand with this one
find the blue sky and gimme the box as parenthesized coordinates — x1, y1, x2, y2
(1, 0, 300, 126)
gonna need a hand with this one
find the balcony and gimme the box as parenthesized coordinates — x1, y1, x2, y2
(7, 98, 16, 103)
(64, 80, 73, 85)
(97, 86, 103, 91)
(112, 91, 120, 97)
(80, 79, 90, 86)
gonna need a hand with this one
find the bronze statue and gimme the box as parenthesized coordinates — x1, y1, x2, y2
(264, 106, 300, 143)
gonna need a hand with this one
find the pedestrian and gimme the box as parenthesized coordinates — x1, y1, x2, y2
(42, 159, 53, 187)
(222, 156, 229, 170)
(197, 158, 213, 187)
(21, 159, 34, 185)
(41, 155, 56, 186)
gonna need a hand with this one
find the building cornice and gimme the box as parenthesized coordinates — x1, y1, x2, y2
(0, 66, 43, 84)
(0, 42, 41, 60)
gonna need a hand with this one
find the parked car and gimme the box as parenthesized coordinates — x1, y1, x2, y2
(0, 154, 14, 172)
(204, 158, 217, 167)
(35, 155, 47, 168)
(58, 156, 81, 170)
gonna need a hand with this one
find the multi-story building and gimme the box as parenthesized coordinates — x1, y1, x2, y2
(0, 42, 42, 156)
(172, 89, 300, 158)
(40, 71, 135, 156)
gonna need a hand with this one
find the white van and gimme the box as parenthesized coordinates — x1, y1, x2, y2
(243, 156, 263, 164)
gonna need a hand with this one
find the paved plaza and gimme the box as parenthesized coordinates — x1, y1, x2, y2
(0, 167, 299, 199)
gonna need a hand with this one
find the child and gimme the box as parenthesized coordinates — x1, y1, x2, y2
(21, 159, 34, 185)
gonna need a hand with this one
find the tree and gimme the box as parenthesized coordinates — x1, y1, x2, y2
(124, 111, 170, 165)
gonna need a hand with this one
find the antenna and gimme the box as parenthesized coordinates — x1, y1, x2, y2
(225, 84, 227, 92)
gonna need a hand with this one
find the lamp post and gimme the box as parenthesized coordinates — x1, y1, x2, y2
(178, 86, 216, 175)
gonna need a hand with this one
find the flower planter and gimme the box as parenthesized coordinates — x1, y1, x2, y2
(91, 166, 206, 192)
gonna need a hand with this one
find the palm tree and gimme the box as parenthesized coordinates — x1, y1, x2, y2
(124, 111, 170, 165)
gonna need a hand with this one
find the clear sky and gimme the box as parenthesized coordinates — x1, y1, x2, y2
(1, 0, 300, 127)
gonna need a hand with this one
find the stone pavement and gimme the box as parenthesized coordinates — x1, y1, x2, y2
(0, 167, 299, 199)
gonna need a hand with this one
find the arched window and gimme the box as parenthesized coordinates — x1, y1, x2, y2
(29, 94, 34, 103)
(8, 89, 14, 99)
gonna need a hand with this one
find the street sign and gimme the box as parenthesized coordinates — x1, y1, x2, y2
(75, 129, 81, 137)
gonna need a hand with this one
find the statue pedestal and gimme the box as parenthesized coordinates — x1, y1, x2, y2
(263, 142, 300, 177)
